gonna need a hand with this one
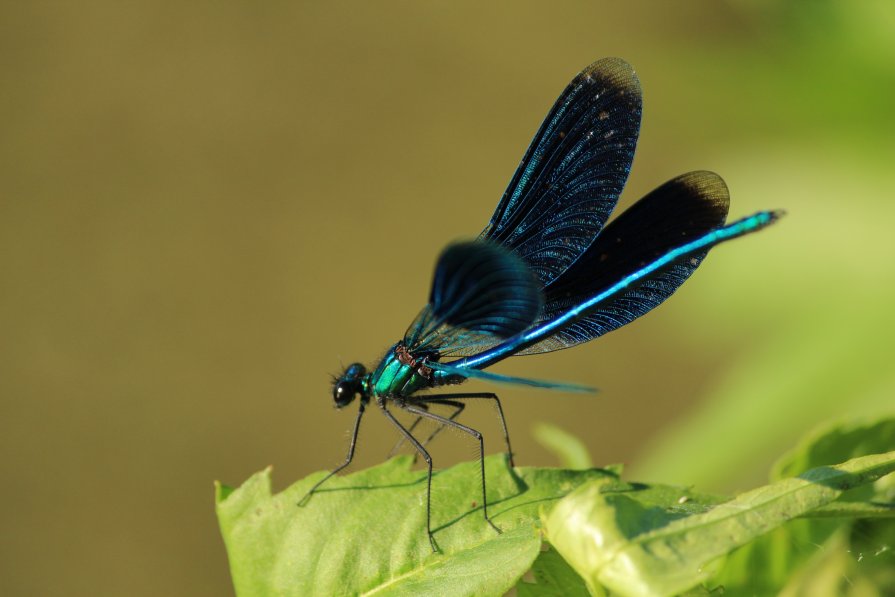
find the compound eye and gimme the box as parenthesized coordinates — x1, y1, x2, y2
(333, 381, 358, 408)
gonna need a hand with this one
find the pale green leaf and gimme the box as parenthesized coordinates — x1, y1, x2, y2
(216, 454, 613, 597)
(544, 451, 895, 597)
(713, 415, 895, 596)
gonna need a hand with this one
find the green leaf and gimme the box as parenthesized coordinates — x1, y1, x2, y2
(804, 501, 895, 518)
(533, 422, 594, 470)
(216, 454, 614, 597)
(712, 415, 895, 596)
(515, 547, 596, 597)
(544, 451, 895, 597)
(775, 520, 895, 597)
(711, 519, 845, 597)
(772, 416, 895, 481)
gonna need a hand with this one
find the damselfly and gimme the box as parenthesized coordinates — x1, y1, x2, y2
(299, 57, 782, 552)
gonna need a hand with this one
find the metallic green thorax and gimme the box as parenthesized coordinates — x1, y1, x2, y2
(370, 342, 435, 397)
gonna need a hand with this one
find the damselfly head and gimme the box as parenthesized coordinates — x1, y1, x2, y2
(332, 362, 367, 408)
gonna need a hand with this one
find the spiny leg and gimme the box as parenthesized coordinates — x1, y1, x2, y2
(386, 403, 429, 459)
(418, 392, 515, 466)
(387, 401, 466, 458)
(297, 403, 366, 506)
(401, 403, 502, 535)
(417, 400, 465, 446)
(378, 400, 439, 552)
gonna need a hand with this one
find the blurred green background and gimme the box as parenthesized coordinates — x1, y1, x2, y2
(1, 1, 893, 595)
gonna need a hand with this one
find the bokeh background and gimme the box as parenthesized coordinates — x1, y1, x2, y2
(2, 1, 893, 595)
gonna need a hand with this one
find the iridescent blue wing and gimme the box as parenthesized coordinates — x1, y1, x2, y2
(482, 57, 642, 286)
(456, 204, 781, 371)
(404, 240, 543, 356)
(516, 171, 730, 354)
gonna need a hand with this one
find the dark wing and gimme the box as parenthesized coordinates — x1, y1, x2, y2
(482, 57, 642, 286)
(515, 171, 730, 354)
(404, 240, 543, 356)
